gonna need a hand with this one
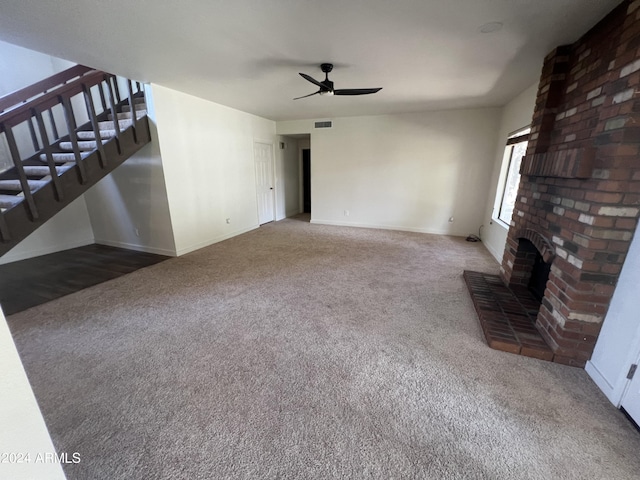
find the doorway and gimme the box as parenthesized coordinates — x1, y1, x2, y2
(254, 141, 275, 225)
(302, 148, 311, 214)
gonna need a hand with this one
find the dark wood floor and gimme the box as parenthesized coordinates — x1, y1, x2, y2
(0, 244, 170, 316)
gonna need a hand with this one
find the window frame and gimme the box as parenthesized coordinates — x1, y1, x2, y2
(493, 127, 531, 228)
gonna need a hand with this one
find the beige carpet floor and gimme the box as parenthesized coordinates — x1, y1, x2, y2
(7, 216, 640, 479)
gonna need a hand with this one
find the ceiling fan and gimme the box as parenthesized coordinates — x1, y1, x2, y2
(294, 63, 382, 100)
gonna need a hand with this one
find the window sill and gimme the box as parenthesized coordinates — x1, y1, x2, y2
(491, 218, 510, 231)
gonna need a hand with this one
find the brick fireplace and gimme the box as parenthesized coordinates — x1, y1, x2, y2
(499, 0, 640, 367)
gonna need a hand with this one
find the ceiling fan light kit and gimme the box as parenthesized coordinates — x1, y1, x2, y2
(294, 63, 382, 100)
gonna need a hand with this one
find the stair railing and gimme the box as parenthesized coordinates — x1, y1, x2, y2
(0, 65, 144, 240)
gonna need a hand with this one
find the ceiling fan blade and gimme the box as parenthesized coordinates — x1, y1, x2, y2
(333, 88, 382, 96)
(293, 90, 321, 100)
(299, 73, 326, 89)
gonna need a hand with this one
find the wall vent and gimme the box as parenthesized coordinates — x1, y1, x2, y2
(314, 120, 332, 129)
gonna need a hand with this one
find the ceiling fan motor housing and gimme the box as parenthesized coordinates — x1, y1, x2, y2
(320, 63, 334, 73)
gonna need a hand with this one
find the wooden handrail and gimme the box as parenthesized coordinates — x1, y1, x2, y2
(0, 70, 107, 129)
(0, 65, 92, 114)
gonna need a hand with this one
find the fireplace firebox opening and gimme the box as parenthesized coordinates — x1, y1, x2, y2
(528, 252, 551, 302)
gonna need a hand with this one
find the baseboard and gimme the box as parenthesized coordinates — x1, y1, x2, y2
(0, 237, 95, 265)
(309, 219, 464, 236)
(585, 361, 619, 406)
(483, 241, 504, 263)
(175, 225, 259, 256)
(94, 239, 177, 257)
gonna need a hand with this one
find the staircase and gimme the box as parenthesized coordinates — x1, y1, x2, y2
(0, 65, 151, 257)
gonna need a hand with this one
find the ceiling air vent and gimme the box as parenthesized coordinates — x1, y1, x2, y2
(314, 120, 332, 129)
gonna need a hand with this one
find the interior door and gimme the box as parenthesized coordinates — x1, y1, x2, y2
(254, 142, 275, 225)
(621, 353, 640, 425)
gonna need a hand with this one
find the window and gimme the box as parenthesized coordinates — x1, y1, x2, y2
(496, 127, 530, 225)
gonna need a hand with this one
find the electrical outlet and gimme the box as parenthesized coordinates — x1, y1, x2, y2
(344, 210, 349, 217)
(226, 218, 231, 224)
(135, 228, 140, 237)
(448, 216, 454, 223)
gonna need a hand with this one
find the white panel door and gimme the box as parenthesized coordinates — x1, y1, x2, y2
(621, 354, 640, 425)
(254, 142, 275, 225)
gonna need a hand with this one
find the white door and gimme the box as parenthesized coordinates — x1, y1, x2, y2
(621, 353, 640, 425)
(254, 142, 275, 225)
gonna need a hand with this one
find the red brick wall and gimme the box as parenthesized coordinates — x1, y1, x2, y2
(500, 0, 640, 367)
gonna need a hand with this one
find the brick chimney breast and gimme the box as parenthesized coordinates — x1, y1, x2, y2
(499, 0, 640, 367)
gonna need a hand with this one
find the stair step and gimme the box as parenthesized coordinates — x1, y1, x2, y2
(107, 109, 147, 121)
(59, 141, 98, 152)
(0, 179, 47, 192)
(77, 130, 117, 140)
(40, 152, 88, 164)
(23, 164, 74, 177)
(0, 194, 24, 209)
(120, 103, 147, 112)
(98, 119, 134, 130)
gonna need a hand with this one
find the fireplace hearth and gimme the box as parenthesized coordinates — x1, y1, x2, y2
(464, 271, 554, 361)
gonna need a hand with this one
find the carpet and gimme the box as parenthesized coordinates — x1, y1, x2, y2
(7, 216, 640, 479)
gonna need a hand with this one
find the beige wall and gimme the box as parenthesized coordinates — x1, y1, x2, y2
(279, 109, 501, 236)
(151, 84, 276, 255)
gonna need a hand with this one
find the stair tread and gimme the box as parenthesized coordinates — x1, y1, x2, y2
(0, 179, 47, 187)
(98, 119, 133, 130)
(108, 109, 147, 121)
(120, 103, 147, 112)
(59, 141, 98, 151)
(40, 153, 88, 163)
(77, 130, 117, 140)
(0, 179, 47, 193)
(0, 194, 24, 208)
(23, 165, 74, 177)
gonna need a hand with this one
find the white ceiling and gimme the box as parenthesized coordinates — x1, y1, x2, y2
(0, 0, 622, 121)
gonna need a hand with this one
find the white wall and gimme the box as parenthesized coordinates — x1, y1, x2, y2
(481, 83, 538, 261)
(279, 109, 500, 236)
(586, 220, 640, 405)
(0, 41, 95, 263)
(83, 87, 177, 256)
(276, 136, 301, 219)
(0, 308, 67, 480)
(151, 84, 276, 255)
